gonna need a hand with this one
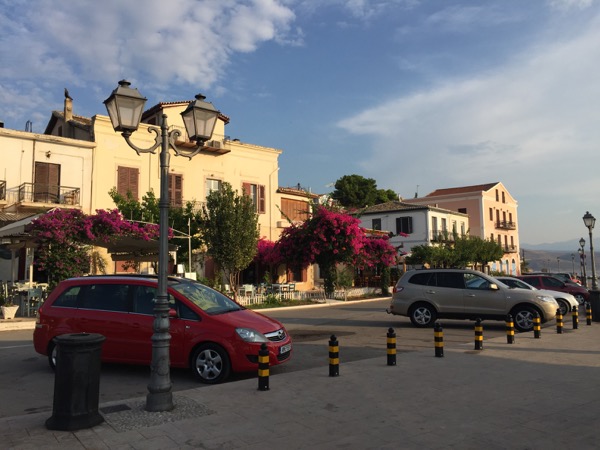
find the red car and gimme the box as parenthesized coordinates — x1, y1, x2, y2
(516, 275, 589, 304)
(33, 275, 292, 383)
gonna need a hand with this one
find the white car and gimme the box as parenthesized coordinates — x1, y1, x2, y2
(496, 276, 578, 316)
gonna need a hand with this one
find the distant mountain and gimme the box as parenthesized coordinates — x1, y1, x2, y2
(521, 248, 598, 275)
(522, 238, 599, 252)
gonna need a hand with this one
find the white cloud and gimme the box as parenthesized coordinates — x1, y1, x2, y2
(337, 10, 600, 242)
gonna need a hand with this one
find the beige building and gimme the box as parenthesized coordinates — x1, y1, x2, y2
(404, 182, 520, 275)
(0, 93, 316, 289)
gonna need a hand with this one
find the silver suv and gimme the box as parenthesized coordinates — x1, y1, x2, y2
(387, 269, 558, 331)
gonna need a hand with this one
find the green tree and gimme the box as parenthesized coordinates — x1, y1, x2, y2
(375, 189, 399, 204)
(199, 183, 259, 299)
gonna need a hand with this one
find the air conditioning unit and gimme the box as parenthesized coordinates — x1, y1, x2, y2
(276, 220, 287, 228)
(205, 140, 222, 149)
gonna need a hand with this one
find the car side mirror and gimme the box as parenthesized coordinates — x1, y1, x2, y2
(168, 308, 177, 318)
(489, 283, 499, 291)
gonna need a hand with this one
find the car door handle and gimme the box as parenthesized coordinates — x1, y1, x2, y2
(466, 293, 476, 297)
(425, 290, 436, 294)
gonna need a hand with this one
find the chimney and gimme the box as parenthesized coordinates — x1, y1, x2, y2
(63, 88, 73, 137)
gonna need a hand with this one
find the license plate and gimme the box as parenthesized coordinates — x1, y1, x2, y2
(279, 343, 292, 354)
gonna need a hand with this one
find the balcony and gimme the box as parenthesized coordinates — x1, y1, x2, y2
(503, 245, 518, 253)
(496, 220, 516, 230)
(16, 183, 81, 208)
(430, 230, 455, 243)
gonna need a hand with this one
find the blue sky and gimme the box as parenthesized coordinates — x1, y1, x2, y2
(1, 0, 600, 247)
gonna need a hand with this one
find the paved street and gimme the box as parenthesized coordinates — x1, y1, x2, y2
(2, 299, 599, 449)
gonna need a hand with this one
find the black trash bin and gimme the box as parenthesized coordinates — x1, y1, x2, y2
(45, 333, 106, 431)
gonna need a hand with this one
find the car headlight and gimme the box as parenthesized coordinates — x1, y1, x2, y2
(236, 328, 268, 343)
(536, 295, 557, 304)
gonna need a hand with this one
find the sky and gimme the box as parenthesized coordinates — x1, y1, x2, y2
(1, 0, 600, 247)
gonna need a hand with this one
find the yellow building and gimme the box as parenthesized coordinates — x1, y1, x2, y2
(405, 182, 520, 275)
(0, 94, 316, 289)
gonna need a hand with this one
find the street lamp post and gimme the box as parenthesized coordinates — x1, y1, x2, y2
(104, 80, 219, 412)
(557, 257, 560, 272)
(583, 212, 600, 321)
(571, 253, 575, 276)
(579, 238, 587, 289)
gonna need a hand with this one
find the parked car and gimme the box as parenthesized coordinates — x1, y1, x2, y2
(516, 274, 589, 304)
(529, 272, 581, 286)
(387, 269, 557, 332)
(33, 275, 292, 384)
(496, 276, 578, 316)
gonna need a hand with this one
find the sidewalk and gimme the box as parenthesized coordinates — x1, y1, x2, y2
(0, 317, 36, 332)
(2, 320, 600, 449)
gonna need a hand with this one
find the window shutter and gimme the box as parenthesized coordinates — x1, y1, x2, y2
(169, 174, 183, 207)
(117, 166, 139, 200)
(242, 182, 251, 196)
(258, 185, 266, 214)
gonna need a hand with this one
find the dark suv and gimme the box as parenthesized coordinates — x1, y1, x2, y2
(516, 275, 589, 304)
(388, 269, 558, 331)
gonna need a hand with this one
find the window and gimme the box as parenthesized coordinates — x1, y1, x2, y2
(452, 221, 457, 233)
(81, 284, 129, 312)
(168, 174, 183, 207)
(496, 210, 500, 223)
(281, 198, 309, 221)
(409, 272, 433, 286)
(458, 208, 467, 214)
(489, 208, 493, 221)
(509, 212, 513, 223)
(432, 216, 438, 232)
(526, 277, 541, 288)
(117, 166, 139, 200)
(53, 286, 81, 308)
(460, 222, 466, 235)
(34, 162, 61, 203)
(441, 218, 447, 232)
(206, 178, 222, 197)
(495, 189, 499, 201)
(502, 192, 506, 203)
(396, 216, 413, 234)
(372, 218, 382, 230)
(435, 272, 464, 288)
(465, 273, 490, 290)
(243, 183, 266, 214)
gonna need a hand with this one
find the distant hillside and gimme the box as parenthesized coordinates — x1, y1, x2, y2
(521, 248, 596, 275)
(522, 238, 599, 252)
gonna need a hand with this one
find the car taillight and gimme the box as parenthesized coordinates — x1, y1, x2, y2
(393, 286, 403, 293)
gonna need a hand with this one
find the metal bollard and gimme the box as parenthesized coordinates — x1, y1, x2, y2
(533, 312, 541, 339)
(474, 318, 483, 350)
(434, 322, 444, 357)
(586, 302, 592, 326)
(45, 333, 105, 431)
(556, 308, 563, 334)
(572, 305, 579, 329)
(506, 314, 515, 344)
(386, 328, 396, 366)
(257, 343, 270, 391)
(329, 335, 339, 377)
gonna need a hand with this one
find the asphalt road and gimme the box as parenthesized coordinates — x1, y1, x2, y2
(0, 298, 519, 418)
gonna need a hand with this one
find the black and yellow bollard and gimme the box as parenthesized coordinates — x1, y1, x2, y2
(586, 301, 592, 326)
(506, 314, 515, 344)
(257, 343, 270, 391)
(556, 308, 563, 334)
(386, 328, 396, 366)
(533, 312, 541, 339)
(329, 335, 339, 377)
(434, 322, 444, 357)
(572, 305, 579, 330)
(474, 318, 483, 350)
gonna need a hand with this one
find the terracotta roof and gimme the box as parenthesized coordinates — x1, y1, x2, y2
(277, 187, 319, 199)
(142, 101, 230, 124)
(424, 182, 500, 197)
(359, 201, 467, 216)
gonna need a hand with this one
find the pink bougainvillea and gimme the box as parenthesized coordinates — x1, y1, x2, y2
(28, 208, 168, 288)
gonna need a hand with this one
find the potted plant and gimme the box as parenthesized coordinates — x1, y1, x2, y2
(1, 297, 19, 320)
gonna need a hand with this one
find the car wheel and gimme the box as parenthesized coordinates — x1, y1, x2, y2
(48, 341, 57, 371)
(574, 294, 585, 305)
(513, 306, 537, 332)
(557, 299, 570, 316)
(409, 303, 437, 328)
(191, 343, 231, 384)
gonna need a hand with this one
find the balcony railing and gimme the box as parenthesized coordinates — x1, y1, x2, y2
(496, 220, 516, 230)
(503, 245, 518, 253)
(17, 183, 81, 206)
(0, 180, 5, 201)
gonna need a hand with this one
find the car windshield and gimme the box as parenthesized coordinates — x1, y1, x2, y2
(170, 279, 242, 315)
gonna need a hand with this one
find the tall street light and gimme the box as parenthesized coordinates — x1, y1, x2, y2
(583, 212, 597, 290)
(583, 212, 599, 321)
(557, 257, 560, 272)
(104, 80, 219, 412)
(579, 238, 587, 288)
